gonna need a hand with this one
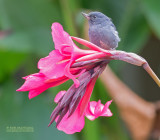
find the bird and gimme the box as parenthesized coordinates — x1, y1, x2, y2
(82, 11, 120, 50)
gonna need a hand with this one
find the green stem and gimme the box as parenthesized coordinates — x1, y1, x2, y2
(118, 0, 137, 49)
(59, 0, 77, 36)
(83, 92, 101, 140)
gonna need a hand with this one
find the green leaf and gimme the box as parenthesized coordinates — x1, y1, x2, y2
(0, 51, 27, 82)
(141, 0, 160, 39)
(0, 28, 54, 55)
(94, 79, 129, 140)
(118, 15, 150, 52)
(0, 0, 61, 29)
(82, 118, 101, 140)
(0, 79, 75, 140)
(0, 0, 62, 55)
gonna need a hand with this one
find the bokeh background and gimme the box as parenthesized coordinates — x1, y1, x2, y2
(0, 0, 160, 140)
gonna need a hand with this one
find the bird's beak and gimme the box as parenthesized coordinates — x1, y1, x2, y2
(82, 12, 90, 20)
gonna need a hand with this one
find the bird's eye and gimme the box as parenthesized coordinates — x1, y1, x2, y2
(93, 16, 96, 19)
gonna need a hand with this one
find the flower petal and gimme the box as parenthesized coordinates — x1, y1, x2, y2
(101, 100, 113, 117)
(17, 73, 69, 99)
(56, 108, 85, 134)
(79, 76, 98, 116)
(51, 23, 74, 52)
(38, 50, 70, 79)
(85, 100, 113, 120)
(85, 102, 96, 121)
(17, 73, 46, 91)
(54, 91, 66, 103)
(71, 36, 112, 57)
(64, 62, 80, 88)
(94, 100, 104, 117)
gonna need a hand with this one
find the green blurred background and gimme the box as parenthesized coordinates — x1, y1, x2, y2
(0, 0, 160, 139)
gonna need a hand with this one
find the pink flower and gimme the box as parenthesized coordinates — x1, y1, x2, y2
(52, 90, 112, 134)
(17, 23, 100, 99)
(17, 23, 114, 134)
(17, 22, 159, 134)
(85, 100, 113, 120)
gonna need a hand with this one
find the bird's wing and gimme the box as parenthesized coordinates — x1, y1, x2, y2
(99, 26, 120, 49)
(110, 24, 120, 42)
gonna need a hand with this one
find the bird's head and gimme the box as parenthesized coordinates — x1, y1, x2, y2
(82, 11, 111, 26)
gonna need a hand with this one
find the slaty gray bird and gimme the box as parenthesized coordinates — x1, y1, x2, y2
(82, 11, 120, 50)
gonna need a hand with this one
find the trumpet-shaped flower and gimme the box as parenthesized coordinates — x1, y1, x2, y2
(17, 22, 160, 134)
(17, 23, 100, 98)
